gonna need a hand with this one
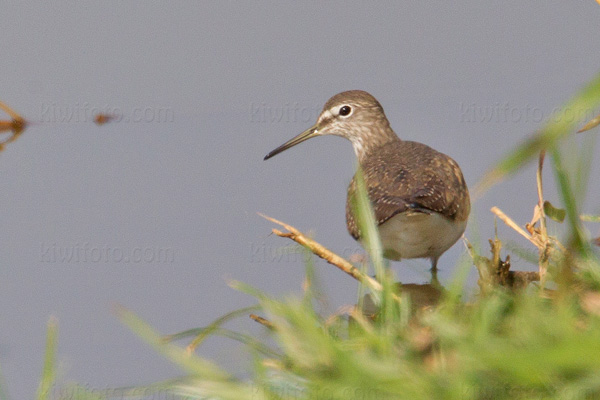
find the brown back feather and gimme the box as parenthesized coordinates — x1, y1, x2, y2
(346, 140, 470, 240)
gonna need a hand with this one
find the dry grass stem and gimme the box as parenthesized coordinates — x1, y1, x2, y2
(249, 314, 274, 329)
(534, 151, 550, 283)
(490, 152, 567, 287)
(258, 213, 385, 293)
(0, 100, 27, 151)
(0, 101, 24, 121)
(491, 206, 544, 248)
(577, 113, 600, 133)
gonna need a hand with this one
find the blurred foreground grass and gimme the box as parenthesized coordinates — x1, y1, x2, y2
(6, 71, 600, 399)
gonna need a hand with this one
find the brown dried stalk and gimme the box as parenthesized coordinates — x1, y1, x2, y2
(490, 151, 569, 287)
(528, 150, 556, 285)
(0, 100, 27, 150)
(258, 213, 402, 303)
(258, 213, 384, 292)
(577, 113, 600, 133)
(249, 314, 274, 329)
(491, 207, 543, 248)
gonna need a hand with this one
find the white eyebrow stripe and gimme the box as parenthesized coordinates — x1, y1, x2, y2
(320, 109, 335, 122)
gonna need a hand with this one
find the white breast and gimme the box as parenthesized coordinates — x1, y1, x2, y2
(376, 211, 466, 261)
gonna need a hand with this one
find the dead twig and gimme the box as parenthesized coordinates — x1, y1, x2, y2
(490, 150, 571, 288)
(466, 238, 539, 293)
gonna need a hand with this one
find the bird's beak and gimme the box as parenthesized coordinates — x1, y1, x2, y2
(264, 125, 319, 160)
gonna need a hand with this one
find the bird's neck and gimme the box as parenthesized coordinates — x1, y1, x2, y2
(351, 124, 399, 164)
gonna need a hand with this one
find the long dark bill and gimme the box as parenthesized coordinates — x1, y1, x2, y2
(263, 125, 319, 160)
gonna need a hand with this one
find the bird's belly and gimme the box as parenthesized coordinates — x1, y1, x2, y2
(377, 211, 466, 261)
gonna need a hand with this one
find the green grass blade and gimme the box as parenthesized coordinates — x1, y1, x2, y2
(351, 166, 385, 275)
(164, 305, 260, 343)
(116, 305, 232, 381)
(35, 317, 58, 400)
(581, 215, 600, 222)
(351, 166, 400, 323)
(0, 363, 9, 400)
(478, 70, 600, 192)
(573, 134, 596, 202)
(551, 147, 590, 256)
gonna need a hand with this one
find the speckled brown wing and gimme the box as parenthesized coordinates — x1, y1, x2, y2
(346, 140, 470, 240)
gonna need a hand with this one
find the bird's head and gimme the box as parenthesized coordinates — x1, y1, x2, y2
(264, 90, 395, 161)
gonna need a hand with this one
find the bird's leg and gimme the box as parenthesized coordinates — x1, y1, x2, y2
(430, 257, 438, 271)
(430, 257, 440, 287)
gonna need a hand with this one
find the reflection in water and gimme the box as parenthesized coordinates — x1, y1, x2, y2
(0, 101, 122, 152)
(361, 282, 443, 318)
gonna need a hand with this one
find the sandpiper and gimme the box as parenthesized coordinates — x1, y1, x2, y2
(264, 90, 469, 271)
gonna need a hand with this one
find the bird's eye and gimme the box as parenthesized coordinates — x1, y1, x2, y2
(339, 105, 352, 117)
